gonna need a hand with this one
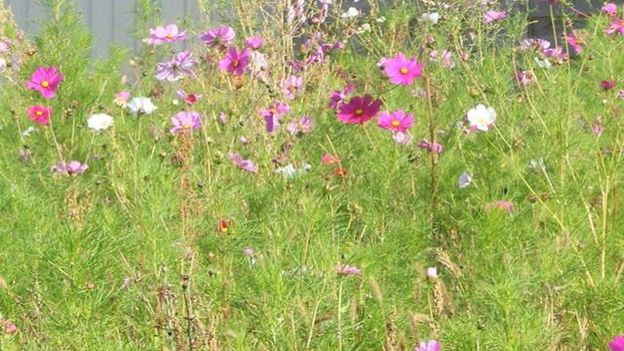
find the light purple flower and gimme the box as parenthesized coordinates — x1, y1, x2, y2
(286, 116, 314, 135)
(200, 26, 236, 48)
(169, 111, 202, 134)
(51, 161, 88, 176)
(145, 24, 186, 45)
(244, 36, 264, 50)
(514, 70, 535, 86)
(259, 101, 290, 133)
(418, 139, 443, 154)
(458, 171, 473, 189)
(280, 75, 303, 100)
(416, 340, 441, 351)
(218, 47, 250, 76)
(155, 50, 196, 82)
(228, 152, 258, 173)
(484, 10, 507, 23)
(336, 264, 361, 276)
(328, 83, 355, 110)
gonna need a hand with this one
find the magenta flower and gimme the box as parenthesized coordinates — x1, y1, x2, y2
(484, 10, 507, 23)
(244, 36, 264, 50)
(381, 52, 424, 86)
(27, 66, 63, 99)
(416, 340, 441, 351)
(51, 161, 88, 176)
(564, 31, 583, 54)
(328, 82, 355, 110)
(155, 50, 196, 82)
(603, 3, 618, 17)
(378, 110, 414, 132)
(200, 26, 236, 48)
(145, 24, 186, 45)
(259, 101, 290, 133)
(337, 95, 382, 124)
(177, 89, 201, 105)
(228, 152, 258, 173)
(606, 18, 624, 35)
(280, 75, 303, 100)
(27, 105, 52, 126)
(601, 80, 617, 90)
(218, 47, 250, 76)
(609, 335, 624, 351)
(170, 111, 202, 134)
(336, 264, 361, 276)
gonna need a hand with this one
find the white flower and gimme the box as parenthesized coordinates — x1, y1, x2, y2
(426, 267, 438, 279)
(276, 164, 298, 178)
(341, 7, 359, 18)
(127, 97, 158, 115)
(356, 23, 371, 34)
(0, 57, 7, 72)
(376, 16, 386, 23)
(466, 104, 497, 131)
(534, 57, 552, 69)
(22, 126, 38, 137)
(421, 12, 441, 24)
(87, 113, 114, 131)
(458, 171, 473, 189)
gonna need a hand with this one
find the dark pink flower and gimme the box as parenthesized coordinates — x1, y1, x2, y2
(145, 24, 186, 45)
(381, 52, 424, 86)
(564, 30, 583, 53)
(228, 152, 258, 173)
(259, 101, 290, 133)
(51, 161, 88, 176)
(200, 26, 236, 48)
(606, 18, 624, 35)
(608, 335, 624, 351)
(377, 110, 414, 132)
(601, 80, 617, 90)
(27, 105, 52, 126)
(218, 47, 250, 76)
(484, 9, 507, 24)
(169, 111, 202, 134)
(337, 95, 382, 124)
(27, 66, 63, 99)
(177, 89, 201, 105)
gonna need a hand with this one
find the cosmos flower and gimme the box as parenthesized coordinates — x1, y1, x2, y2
(27, 105, 52, 126)
(458, 171, 473, 189)
(114, 91, 130, 107)
(169, 111, 202, 134)
(337, 95, 382, 124)
(564, 30, 583, 54)
(377, 110, 414, 133)
(280, 75, 303, 100)
(177, 89, 201, 105)
(426, 267, 438, 279)
(392, 131, 413, 145)
(336, 264, 361, 276)
(127, 97, 158, 115)
(259, 101, 290, 133)
(27, 66, 63, 99)
(228, 152, 258, 173)
(51, 161, 88, 176)
(609, 335, 624, 351)
(605, 18, 624, 35)
(601, 80, 617, 90)
(286, 116, 314, 135)
(87, 113, 114, 132)
(484, 9, 507, 23)
(155, 50, 196, 82)
(602, 3, 618, 17)
(200, 26, 236, 48)
(416, 340, 441, 351)
(328, 83, 355, 110)
(218, 47, 251, 76)
(322, 154, 340, 165)
(145, 24, 186, 45)
(466, 104, 497, 131)
(514, 70, 535, 86)
(421, 12, 441, 24)
(381, 52, 424, 86)
(244, 36, 264, 50)
(418, 139, 443, 154)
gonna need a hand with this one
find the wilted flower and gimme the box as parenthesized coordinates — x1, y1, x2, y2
(534, 57, 552, 69)
(22, 127, 38, 137)
(429, 49, 455, 69)
(145, 24, 186, 45)
(114, 91, 130, 107)
(333, 166, 348, 177)
(127, 97, 158, 115)
(484, 9, 507, 23)
(200, 26, 235, 48)
(377, 110, 414, 132)
(218, 47, 250, 76)
(87, 113, 113, 132)
(336, 264, 361, 276)
(337, 95, 382, 124)
(609, 335, 624, 351)
(27, 66, 63, 99)
(259, 101, 290, 133)
(466, 104, 497, 131)
(416, 340, 441, 351)
(458, 171, 473, 189)
(51, 161, 88, 176)
(170, 111, 202, 134)
(381, 52, 424, 86)
(27, 105, 52, 126)
(176, 89, 201, 105)
(228, 152, 258, 173)
(618, 90, 624, 99)
(155, 50, 196, 82)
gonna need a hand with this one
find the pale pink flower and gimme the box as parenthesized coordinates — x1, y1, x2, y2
(484, 10, 507, 24)
(602, 3, 618, 17)
(145, 24, 186, 45)
(336, 264, 361, 276)
(228, 152, 258, 173)
(114, 91, 130, 107)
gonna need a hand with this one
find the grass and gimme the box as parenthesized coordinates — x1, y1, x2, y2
(0, 0, 623, 350)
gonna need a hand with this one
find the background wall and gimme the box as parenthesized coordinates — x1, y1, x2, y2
(3, 0, 623, 58)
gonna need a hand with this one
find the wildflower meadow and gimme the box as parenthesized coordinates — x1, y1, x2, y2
(1, 0, 624, 350)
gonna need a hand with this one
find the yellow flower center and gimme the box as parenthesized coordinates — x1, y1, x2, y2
(232, 60, 239, 68)
(166, 33, 174, 39)
(400, 67, 409, 75)
(391, 120, 401, 127)
(355, 109, 363, 116)
(41, 80, 50, 88)
(36, 111, 43, 116)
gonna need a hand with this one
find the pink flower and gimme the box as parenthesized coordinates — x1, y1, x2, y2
(618, 90, 624, 99)
(322, 154, 340, 165)
(429, 49, 455, 69)
(4, 320, 17, 334)
(519, 38, 551, 52)
(564, 31, 583, 54)
(381, 52, 424, 85)
(259, 101, 290, 133)
(114, 91, 130, 107)
(244, 36, 264, 50)
(337, 95, 382, 124)
(609, 335, 624, 351)
(286, 116, 314, 135)
(27, 105, 52, 126)
(328, 83, 354, 110)
(200, 26, 236, 48)
(27, 66, 63, 99)
(155, 50, 196, 82)
(514, 70, 535, 86)
(601, 79, 617, 90)
(336, 264, 361, 276)
(542, 46, 569, 64)
(218, 47, 250, 76)
(280, 75, 303, 100)
(169, 111, 202, 134)
(606, 18, 624, 35)
(51, 161, 88, 176)
(228, 152, 258, 173)
(602, 3, 618, 17)
(486, 200, 514, 213)
(377, 110, 414, 132)
(418, 139, 443, 154)
(145, 24, 186, 45)
(177, 89, 201, 105)
(416, 340, 441, 351)
(484, 10, 507, 23)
